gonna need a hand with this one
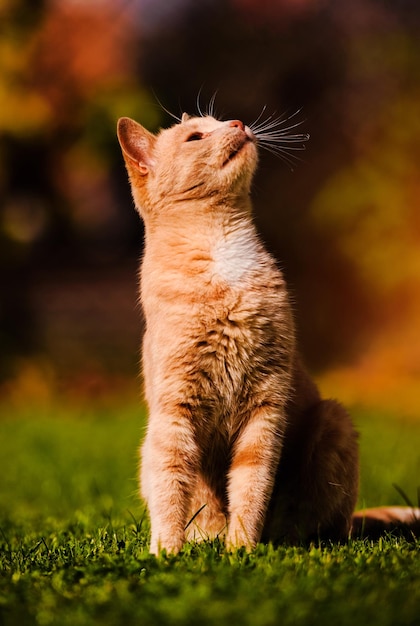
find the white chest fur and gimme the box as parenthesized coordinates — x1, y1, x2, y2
(211, 226, 261, 286)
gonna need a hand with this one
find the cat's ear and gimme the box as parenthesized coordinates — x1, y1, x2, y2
(117, 117, 156, 175)
(181, 112, 191, 123)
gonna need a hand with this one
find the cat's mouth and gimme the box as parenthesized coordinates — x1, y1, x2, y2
(222, 136, 252, 167)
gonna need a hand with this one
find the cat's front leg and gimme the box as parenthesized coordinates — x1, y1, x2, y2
(141, 412, 199, 554)
(226, 405, 285, 550)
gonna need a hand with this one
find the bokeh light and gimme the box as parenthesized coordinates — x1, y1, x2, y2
(1, 0, 419, 416)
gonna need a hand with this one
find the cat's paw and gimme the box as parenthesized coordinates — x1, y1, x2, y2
(149, 534, 184, 556)
(225, 525, 255, 552)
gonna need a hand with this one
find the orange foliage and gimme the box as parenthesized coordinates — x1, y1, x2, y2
(2, 0, 420, 419)
(31, 2, 139, 117)
(318, 319, 420, 419)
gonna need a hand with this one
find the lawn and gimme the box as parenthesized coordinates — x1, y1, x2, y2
(0, 400, 419, 626)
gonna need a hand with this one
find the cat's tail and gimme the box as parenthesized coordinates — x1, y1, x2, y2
(351, 506, 420, 540)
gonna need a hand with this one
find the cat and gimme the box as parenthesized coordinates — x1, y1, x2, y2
(117, 111, 419, 554)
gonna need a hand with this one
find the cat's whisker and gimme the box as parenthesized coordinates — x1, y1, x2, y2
(253, 117, 307, 136)
(257, 138, 308, 170)
(259, 147, 300, 170)
(259, 140, 307, 153)
(250, 113, 280, 134)
(261, 143, 305, 158)
(259, 140, 309, 148)
(196, 87, 206, 118)
(257, 141, 308, 152)
(269, 120, 308, 135)
(250, 115, 288, 134)
(250, 108, 298, 128)
(261, 144, 307, 152)
(256, 132, 309, 143)
(249, 107, 309, 170)
(250, 109, 306, 135)
(207, 91, 219, 119)
(153, 92, 182, 123)
(249, 105, 268, 130)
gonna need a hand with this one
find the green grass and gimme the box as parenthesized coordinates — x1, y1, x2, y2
(1, 401, 419, 626)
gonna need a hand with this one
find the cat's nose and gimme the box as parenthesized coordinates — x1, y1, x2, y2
(228, 120, 245, 131)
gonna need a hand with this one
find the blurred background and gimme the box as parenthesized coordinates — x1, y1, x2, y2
(1, 0, 419, 416)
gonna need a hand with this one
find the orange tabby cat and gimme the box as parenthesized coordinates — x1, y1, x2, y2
(117, 112, 417, 554)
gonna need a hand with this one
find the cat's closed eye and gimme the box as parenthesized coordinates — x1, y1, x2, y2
(186, 132, 204, 142)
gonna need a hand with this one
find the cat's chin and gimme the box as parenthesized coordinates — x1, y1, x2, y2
(224, 132, 258, 184)
(222, 136, 253, 167)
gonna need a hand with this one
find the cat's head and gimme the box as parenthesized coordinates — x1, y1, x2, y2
(117, 113, 257, 218)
